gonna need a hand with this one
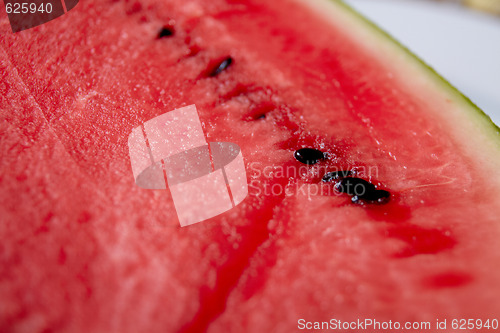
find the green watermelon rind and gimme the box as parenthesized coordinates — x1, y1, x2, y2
(310, 0, 500, 142)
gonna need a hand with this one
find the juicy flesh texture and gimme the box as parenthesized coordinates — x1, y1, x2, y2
(1, 0, 500, 332)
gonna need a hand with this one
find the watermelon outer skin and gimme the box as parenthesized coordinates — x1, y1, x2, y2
(1, 0, 500, 332)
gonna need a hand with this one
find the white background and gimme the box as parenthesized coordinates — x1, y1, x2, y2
(346, 0, 500, 125)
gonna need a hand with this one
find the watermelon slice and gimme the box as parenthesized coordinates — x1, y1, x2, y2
(1, 0, 500, 332)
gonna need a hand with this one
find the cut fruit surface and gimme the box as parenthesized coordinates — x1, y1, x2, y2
(1, 0, 500, 332)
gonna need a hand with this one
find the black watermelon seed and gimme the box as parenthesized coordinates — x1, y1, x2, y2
(209, 57, 233, 77)
(332, 176, 390, 204)
(352, 189, 390, 204)
(157, 26, 174, 38)
(335, 177, 376, 196)
(294, 148, 328, 165)
(369, 189, 390, 201)
(322, 170, 353, 182)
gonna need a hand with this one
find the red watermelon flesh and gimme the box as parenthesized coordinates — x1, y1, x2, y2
(1, 0, 500, 332)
